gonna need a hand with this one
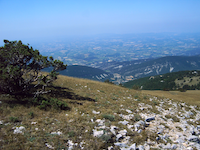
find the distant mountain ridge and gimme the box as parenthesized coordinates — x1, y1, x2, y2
(96, 55, 200, 83)
(43, 55, 200, 83)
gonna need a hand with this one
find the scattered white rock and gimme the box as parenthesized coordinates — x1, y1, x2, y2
(80, 141, 85, 149)
(188, 135, 200, 143)
(92, 110, 100, 114)
(93, 129, 104, 137)
(119, 120, 129, 125)
(116, 134, 123, 141)
(110, 125, 118, 135)
(126, 109, 132, 113)
(51, 131, 62, 135)
(114, 142, 127, 148)
(45, 143, 54, 149)
(108, 146, 114, 150)
(68, 119, 73, 122)
(13, 126, 25, 134)
(119, 114, 134, 120)
(145, 116, 155, 122)
(31, 122, 37, 125)
(118, 129, 127, 136)
(68, 140, 74, 150)
(95, 119, 105, 126)
(129, 143, 136, 150)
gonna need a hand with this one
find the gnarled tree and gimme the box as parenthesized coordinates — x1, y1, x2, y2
(0, 40, 67, 98)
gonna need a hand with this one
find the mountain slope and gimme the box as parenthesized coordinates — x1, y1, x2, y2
(123, 70, 200, 90)
(97, 55, 200, 82)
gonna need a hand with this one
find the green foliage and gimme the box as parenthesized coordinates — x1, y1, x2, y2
(100, 134, 112, 143)
(102, 114, 115, 121)
(134, 94, 139, 99)
(30, 97, 69, 110)
(133, 114, 142, 122)
(9, 116, 20, 123)
(0, 40, 67, 98)
(68, 131, 75, 137)
(28, 111, 34, 119)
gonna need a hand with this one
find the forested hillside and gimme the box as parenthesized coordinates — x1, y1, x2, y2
(123, 70, 200, 90)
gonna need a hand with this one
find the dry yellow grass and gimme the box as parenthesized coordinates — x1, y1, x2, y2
(141, 90, 200, 106)
(1, 74, 200, 149)
(0, 75, 143, 149)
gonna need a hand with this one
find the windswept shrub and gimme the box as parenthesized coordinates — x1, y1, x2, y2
(0, 40, 67, 98)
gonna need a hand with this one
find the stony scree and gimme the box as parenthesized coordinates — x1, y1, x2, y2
(90, 97, 200, 150)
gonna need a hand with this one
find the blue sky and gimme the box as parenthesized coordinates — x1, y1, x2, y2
(0, 0, 200, 45)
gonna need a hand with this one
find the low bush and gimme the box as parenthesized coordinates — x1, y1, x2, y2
(9, 116, 20, 123)
(102, 114, 115, 121)
(30, 97, 70, 110)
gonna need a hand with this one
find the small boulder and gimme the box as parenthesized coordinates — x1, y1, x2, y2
(188, 135, 200, 143)
(145, 116, 155, 122)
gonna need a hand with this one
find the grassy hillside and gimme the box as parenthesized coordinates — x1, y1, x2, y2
(123, 70, 200, 90)
(1, 75, 200, 149)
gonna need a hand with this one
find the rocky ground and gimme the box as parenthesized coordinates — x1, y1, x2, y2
(91, 97, 200, 150)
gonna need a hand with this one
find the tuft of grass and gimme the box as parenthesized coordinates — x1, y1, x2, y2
(152, 101, 158, 105)
(9, 116, 20, 123)
(134, 95, 139, 99)
(68, 131, 75, 137)
(28, 111, 35, 119)
(133, 114, 142, 122)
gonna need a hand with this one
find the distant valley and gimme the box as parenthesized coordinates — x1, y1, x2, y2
(38, 33, 200, 83)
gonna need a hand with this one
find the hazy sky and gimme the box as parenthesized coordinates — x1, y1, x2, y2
(1, 0, 200, 45)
